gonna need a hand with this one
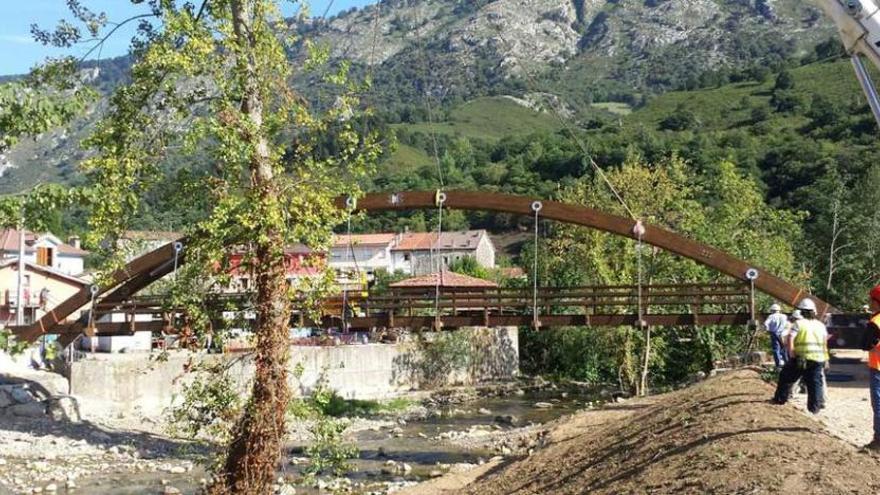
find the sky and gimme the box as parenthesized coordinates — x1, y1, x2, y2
(0, 0, 376, 75)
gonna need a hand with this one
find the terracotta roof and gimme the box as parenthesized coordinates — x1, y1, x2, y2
(0, 228, 88, 256)
(389, 271, 498, 288)
(392, 232, 437, 251)
(333, 233, 396, 247)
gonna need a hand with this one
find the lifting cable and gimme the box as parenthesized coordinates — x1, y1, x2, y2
(531, 201, 543, 328)
(433, 190, 446, 330)
(634, 221, 646, 328)
(342, 196, 362, 332)
(86, 284, 99, 336)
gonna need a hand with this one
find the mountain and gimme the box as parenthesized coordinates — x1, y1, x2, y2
(0, 0, 837, 193)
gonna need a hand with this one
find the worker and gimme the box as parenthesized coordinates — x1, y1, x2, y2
(764, 303, 788, 368)
(860, 285, 880, 450)
(771, 298, 828, 414)
(783, 310, 802, 361)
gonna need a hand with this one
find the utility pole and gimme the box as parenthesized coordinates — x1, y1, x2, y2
(16, 211, 24, 325)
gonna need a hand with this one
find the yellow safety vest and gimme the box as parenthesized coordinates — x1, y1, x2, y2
(793, 319, 826, 362)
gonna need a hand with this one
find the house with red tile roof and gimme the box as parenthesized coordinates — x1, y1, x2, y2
(0, 259, 89, 326)
(0, 228, 88, 276)
(331, 233, 397, 289)
(389, 230, 495, 276)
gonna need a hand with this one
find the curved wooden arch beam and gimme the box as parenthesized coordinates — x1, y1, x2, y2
(14, 189, 828, 343)
(348, 190, 831, 314)
(16, 240, 184, 342)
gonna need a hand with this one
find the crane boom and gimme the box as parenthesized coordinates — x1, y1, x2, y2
(819, 0, 880, 126)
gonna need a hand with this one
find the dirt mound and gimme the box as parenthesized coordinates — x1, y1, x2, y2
(461, 369, 880, 494)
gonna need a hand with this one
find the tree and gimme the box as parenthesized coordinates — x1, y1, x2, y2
(33, 1, 379, 493)
(538, 155, 802, 393)
(774, 69, 795, 91)
(447, 255, 490, 279)
(659, 103, 698, 131)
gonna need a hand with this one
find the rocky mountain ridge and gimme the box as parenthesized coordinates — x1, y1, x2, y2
(2, 0, 836, 191)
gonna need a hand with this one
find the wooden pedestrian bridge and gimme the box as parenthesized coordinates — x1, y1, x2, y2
(5, 190, 868, 349)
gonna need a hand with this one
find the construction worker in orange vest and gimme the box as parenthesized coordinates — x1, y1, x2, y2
(861, 285, 880, 450)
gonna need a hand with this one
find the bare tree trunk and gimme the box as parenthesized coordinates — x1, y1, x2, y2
(826, 199, 840, 292)
(212, 1, 292, 493)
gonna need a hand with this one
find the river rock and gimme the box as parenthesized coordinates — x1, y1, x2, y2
(494, 415, 518, 426)
(429, 469, 443, 478)
(401, 463, 412, 474)
(381, 460, 397, 475)
(9, 402, 45, 417)
(91, 431, 112, 443)
(533, 402, 553, 409)
(10, 387, 35, 404)
(47, 397, 81, 423)
(167, 466, 186, 474)
(44, 483, 57, 492)
(0, 390, 12, 408)
(162, 487, 181, 495)
(478, 408, 492, 415)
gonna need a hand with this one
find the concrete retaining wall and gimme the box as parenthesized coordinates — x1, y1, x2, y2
(68, 327, 518, 416)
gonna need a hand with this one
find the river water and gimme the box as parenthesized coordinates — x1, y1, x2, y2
(65, 387, 599, 494)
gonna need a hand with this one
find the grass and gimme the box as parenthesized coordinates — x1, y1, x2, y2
(393, 96, 563, 142)
(626, 59, 864, 131)
(384, 143, 433, 173)
(591, 102, 632, 115)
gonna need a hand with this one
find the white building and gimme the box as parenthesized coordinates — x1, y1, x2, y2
(327, 230, 496, 281)
(389, 230, 495, 276)
(0, 228, 88, 276)
(331, 234, 396, 289)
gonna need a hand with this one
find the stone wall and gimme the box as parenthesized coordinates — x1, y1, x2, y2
(67, 327, 518, 417)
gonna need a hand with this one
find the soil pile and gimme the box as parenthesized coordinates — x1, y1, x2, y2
(461, 369, 880, 494)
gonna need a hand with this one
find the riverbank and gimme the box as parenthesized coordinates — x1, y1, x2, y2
(0, 378, 596, 494)
(425, 368, 880, 494)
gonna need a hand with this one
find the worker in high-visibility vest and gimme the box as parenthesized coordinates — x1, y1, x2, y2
(771, 297, 828, 414)
(860, 285, 880, 450)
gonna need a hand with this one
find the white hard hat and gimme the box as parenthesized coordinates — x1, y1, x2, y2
(797, 298, 817, 312)
(791, 310, 803, 320)
(769, 303, 781, 312)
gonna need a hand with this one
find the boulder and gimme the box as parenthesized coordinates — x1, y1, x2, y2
(8, 402, 45, 417)
(494, 415, 518, 426)
(9, 387, 35, 404)
(533, 402, 553, 409)
(0, 390, 12, 408)
(47, 396, 81, 423)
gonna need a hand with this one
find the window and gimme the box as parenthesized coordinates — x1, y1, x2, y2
(36, 247, 54, 267)
(403, 253, 411, 262)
